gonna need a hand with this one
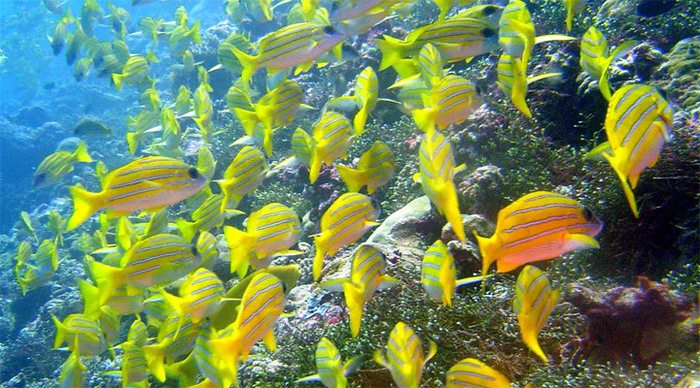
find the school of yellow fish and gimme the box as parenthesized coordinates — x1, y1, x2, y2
(18, 0, 678, 386)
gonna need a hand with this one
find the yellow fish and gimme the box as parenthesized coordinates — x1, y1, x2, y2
(296, 337, 362, 388)
(224, 202, 302, 277)
(175, 193, 243, 243)
(209, 273, 285, 386)
(15, 239, 59, 295)
(216, 146, 269, 209)
(579, 26, 637, 100)
(421, 240, 489, 307)
(308, 111, 355, 184)
(337, 140, 395, 194)
(313, 193, 381, 280)
(112, 54, 150, 92)
(513, 265, 560, 362)
(445, 358, 511, 388)
(413, 131, 467, 242)
(412, 74, 483, 132)
(143, 312, 202, 382)
(475, 191, 602, 277)
(321, 244, 400, 337)
(160, 268, 226, 325)
(390, 43, 445, 88)
(586, 84, 673, 217)
(67, 156, 207, 231)
(33, 141, 92, 189)
(496, 52, 561, 118)
(192, 83, 214, 143)
(374, 321, 437, 388)
(328, 66, 379, 135)
(59, 352, 86, 388)
(53, 313, 106, 356)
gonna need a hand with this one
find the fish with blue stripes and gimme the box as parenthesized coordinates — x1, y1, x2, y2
(225, 202, 302, 277)
(15, 239, 59, 295)
(160, 268, 226, 325)
(327, 66, 379, 135)
(513, 265, 560, 362)
(337, 141, 395, 194)
(296, 337, 362, 388)
(496, 52, 561, 118)
(33, 140, 93, 189)
(374, 321, 437, 388)
(52, 313, 107, 356)
(413, 131, 467, 242)
(308, 111, 355, 184)
(175, 193, 244, 243)
(313, 193, 381, 280)
(143, 312, 203, 382)
(579, 26, 637, 100)
(196, 231, 220, 269)
(474, 191, 603, 277)
(421, 240, 489, 307)
(89, 234, 201, 304)
(321, 244, 400, 337)
(445, 357, 511, 387)
(59, 352, 86, 388)
(412, 74, 483, 133)
(104, 340, 150, 387)
(216, 146, 269, 210)
(66, 156, 207, 231)
(586, 84, 673, 217)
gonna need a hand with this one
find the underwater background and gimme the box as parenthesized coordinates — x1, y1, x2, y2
(0, 0, 698, 386)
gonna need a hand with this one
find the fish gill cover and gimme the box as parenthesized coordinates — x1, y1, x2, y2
(0, 0, 698, 386)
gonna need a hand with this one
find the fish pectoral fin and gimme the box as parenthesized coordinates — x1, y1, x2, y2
(343, 355, 363, 376)
(454, 163, 467, 175)
(319, 278, 348, 292)
(564, 234, 600, 252)
(455, 274, 493, 288)
(584, 141, 612, 161)
(412, 172, 422, 184)
(425, 339, 438, 364)
(377, 275, 401, 290)
(262, 330, 277, 352)
(295, 373, 321, 383)
(535, 34, 576, 44)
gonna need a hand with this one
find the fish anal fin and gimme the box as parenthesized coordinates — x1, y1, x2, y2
(564, 233, 600, 252)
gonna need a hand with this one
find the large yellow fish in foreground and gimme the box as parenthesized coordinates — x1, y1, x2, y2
(374, 321, 437, 388)
(66, 156, 207, 231)
(586, 84, 673, 217)
(513, 265, 560, 362)
(313, 193, 380, 280)
(475, 191, 603, 277)
(413, 131, 467, 242)
(309, 111, 355, 184)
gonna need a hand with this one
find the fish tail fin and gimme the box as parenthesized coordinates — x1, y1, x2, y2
(342, 355, 362, 377)
(309, 152, 322, 184)
(518, 313, 548, 362)
(126, 132, 140, 155)
(190, 20, 201, 44)
(66, 185, 102, 231)
(343, 282, 364, 337)
(89, 260, 121, 305)
(603, 153, 639, 218)
(143, 343, 167, 382)
(160, 290, 186, 333)
(353, 105, 368, 135)
(444, 199, 466, 242)
(474, 231, 497, 278)
(232, 47, 258, 83)
(312, 235, 325, 281)
(52, 314, 67, 348)
(112, 73, 124, 92)
(434, 0, 452, 20)
(224, 226, 253, 278)
(262, 127, 274, 157)
(72, 141, 93, 163)
(377, 35, 408, 71)
(78, 279, 101, 319)
(17, 277, 28, 295)
(411, 107, 436, 133)
(174, 218, 197, 244)
(233, 108, 259, 136)
(336, 164, 364, 193)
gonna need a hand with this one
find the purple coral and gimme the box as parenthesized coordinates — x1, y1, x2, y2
(568, 277, 695, 367)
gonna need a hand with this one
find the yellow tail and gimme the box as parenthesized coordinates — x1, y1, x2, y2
(112, 73, 124, 92)
(377, 35, 409, 71)
(474, 232, 497, 278)
(72, 141, 92, 163)
(224, 226, 254, 278)
(190, 21, 201, 45)
(411, 107, 436, 133)
(126, 132, 140, 155)
(233, 108, 260, 136)
(309, 152, 323, 184)
(312, 235, 326, 281)
(603, 153, 639, 218)
(89, 260, 122, 305)
(143, 343, 167, 382)
(52, 314, 67, 348)
(66, 185, 102, 231)
(336, 164, 364, 193)
(174, 218, 197, 244)
(78, 279, 100, 319)
(232, 47, 258, 83)
(353, 105, 369, 135)
(343, 282, 365, 338)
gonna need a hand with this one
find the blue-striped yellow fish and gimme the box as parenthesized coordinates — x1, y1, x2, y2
(378, 17, 498, 70)
(328, 66, 379, 135)
(296, 337, 362, 388)
(374, 321, 437, 388)
(421, 240, 489, 307)
(126, 109, 160, 155)
(79, 279, 145, 318)
(309, 111, 355, 184)
(127, 319, 149, 347)
(161, 268, 226, 324)
(89, 234, 201, 304)
(234, 80, 310, 155)
(209, 273, 286, 386)
(193, 83, 214, 143)
(513, 265, 560, 362)
(66, 156, 207, 231)
(59, 352, 86, 388)
(15, 239, 59, 295)
(233, 23, 345, 82)
(445, 357, 511, 388)
(112, 54, 150, 92)
(321, 244, 400, 337)
(168, 19, 201, 57)
(216, 32, 254, 74)
(144, 312, 202, 381)
(115, 341, 150, 386)
(580, 26, 637, 100)
(52, 313, 107, 356)
(390, 43, 445, 89)
(33, 141, 92, 189)
(197, 231, 220, 269)
(174, 85, 193, 115)
(496, 52, 561, 119)
(475, 191, 603, 277)
(586, 84, 673, 217)
(330, 0, 406, 22)
(225, 202, 302, 277)
(337, 141, 395, 194)
(412, 74, 483, 133)
(413, 131, 467, 242)
(216, 146, 269, 209)
(175, 193, 243, 243)
(313, 193, 381, 280)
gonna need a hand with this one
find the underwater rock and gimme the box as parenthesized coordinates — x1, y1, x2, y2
(568, 276, 696, 367)
(657, 36, 700, 117)
(366, 196, 442, 249)
(457, 165, 505, 219)
(442, 214, 491, 276)
(8, 105, 51, 128)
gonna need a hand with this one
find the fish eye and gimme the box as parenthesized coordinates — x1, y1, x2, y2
(191, 245, 199, 256)
(281, 281, 288, 294)
(483, 5, 498, 15)
(188, 167, 201, 179)
(482, 27, 497, 38)
(33, 173, 46, 187)
(323, 25, 337, 35)
(583, 207, 594, 221)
